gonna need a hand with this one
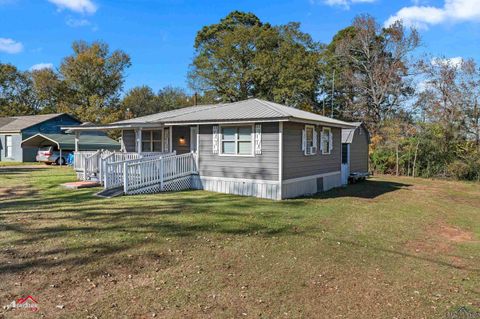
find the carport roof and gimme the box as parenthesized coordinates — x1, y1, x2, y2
(21, 133, 121, 151)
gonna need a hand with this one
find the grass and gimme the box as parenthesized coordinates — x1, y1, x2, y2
(0, 165, 479, 318)
(0, 161, 43, 167)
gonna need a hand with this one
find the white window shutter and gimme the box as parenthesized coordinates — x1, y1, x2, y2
(320, 131, 324, 152)
(313, 129, 318, 153)
(255, 124, 262, 155)
(302, 129, 306, 153)
(212, 125, 219, 154)
(329, 130, 333, 152)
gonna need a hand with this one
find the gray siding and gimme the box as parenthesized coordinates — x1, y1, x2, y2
(282, 122, 341, 180)
(198, 123, 279, 181)
(172, 126, 190, 154)
(122, 130, 136, 152)
(349, 126, 369, 173)
(0, 133, 23, 162)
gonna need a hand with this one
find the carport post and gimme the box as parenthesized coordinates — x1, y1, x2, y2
(59, 149, 62, 166)
(74, 131, 80, 152)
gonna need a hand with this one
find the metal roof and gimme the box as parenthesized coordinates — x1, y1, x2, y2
(113, 99, 356, 128)
(0, 113, 68, 133)
(21, 133, 121, 151)
(342, 122, 365, 144)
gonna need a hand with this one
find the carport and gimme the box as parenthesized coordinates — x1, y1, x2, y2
(21, 133, 121, 165)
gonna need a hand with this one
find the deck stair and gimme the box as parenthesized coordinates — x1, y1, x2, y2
(95, 186, 124, 198)
(74, 150, 198, 196)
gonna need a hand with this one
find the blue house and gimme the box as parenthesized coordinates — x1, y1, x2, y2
(0, 113, 80, 162)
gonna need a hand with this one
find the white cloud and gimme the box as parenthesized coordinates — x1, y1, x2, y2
(385, 0, 480, 29)
(30, 63, 54, 71)
(431, 56, 464, 67)
(0, 38, 23, 54)
(311, 0, 376, 9)
(66, 17, 91, 27)
(48, 0, 97, 14)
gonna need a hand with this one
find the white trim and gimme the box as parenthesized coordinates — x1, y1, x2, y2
(282, 171, 341, 185)
(199, 175, 280, 185)
(169, 127, 172, 153)
(164, 119, 289, 126)
(20, 133, 61, 149)
(321, 127, 332, 155)
(190, 126, 198, 152)
(196, 124, 200, 168)
(218, 124, 255, 157)
(278, 122, 283, 200)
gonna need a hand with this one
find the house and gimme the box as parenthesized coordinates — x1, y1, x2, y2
(66, 99, 359, 200)
(0, 113, 80, 162)
(341, 122, 370, 184)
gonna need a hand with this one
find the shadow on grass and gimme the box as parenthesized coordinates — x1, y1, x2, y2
(314, 179, 412, 200)
(3, 173, 468, 278)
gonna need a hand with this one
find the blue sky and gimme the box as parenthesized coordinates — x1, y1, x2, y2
(1, 0, 479, 94)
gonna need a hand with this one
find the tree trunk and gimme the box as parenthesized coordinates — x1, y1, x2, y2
(413, 140, 420, 178)
(396, 144, 399, 176)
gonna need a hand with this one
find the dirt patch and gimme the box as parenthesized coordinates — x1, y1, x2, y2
(0, 186, 37, 200)
(405, 222, 476, 256)
(438, 225, 474, 242)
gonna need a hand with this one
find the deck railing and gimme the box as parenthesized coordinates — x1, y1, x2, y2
(74, 150, 170, 182)
(123, 152, 197, 194)
(103, 151, 177, 190)
(73, 151, 98, 173)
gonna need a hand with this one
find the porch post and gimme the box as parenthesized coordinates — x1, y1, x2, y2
(74, 131, 80, 152)
(135, 128, 142, 153)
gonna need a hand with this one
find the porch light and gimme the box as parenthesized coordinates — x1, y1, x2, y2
(179, 136, 186, 145)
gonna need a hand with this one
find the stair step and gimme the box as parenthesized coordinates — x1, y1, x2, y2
(95, 187, 124, 198)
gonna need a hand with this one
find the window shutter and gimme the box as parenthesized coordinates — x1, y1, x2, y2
(302, 129, 306, 153)
(212, 125, 219, 154)
(320, 131, 324, 152)
(329, 130, 333, 152)
(313, 129, 318, 153)
(255, 124, 262, 155)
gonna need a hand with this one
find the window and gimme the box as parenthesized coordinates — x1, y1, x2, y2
(220, 125, 253, 156)
(304, 125, 317, 155)
(141, 130, 162, 152)
(5, 135, 13, 158)
(321, 127, 332, 155)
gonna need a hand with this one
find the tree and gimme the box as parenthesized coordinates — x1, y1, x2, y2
(189, 11, 322, 108)
(326, 15, 420, 133)
(59, 41, 131, 123)
(458, 59, 480, 150)
(122, 85, 158, 118)
(0, 63, 37, 116)
(31, 68, 64, 114)
(156, 86, 191, 111)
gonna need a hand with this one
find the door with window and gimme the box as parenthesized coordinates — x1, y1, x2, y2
(341, 143, 350, 185)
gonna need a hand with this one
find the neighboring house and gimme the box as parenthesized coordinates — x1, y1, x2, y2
(341, 122, 370, 184)
(68, 99, 359, 200)
(0, 114, 80, 162)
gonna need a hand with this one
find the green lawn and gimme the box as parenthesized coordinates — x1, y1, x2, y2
(0, 165, 479, 318)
